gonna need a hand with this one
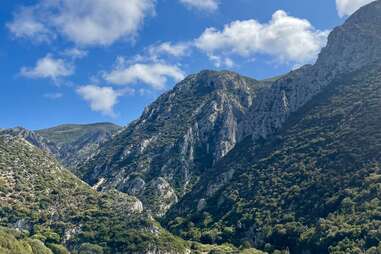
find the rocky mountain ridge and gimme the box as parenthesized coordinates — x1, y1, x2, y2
(79, 71, 270, 216)
(78, 0, 381, 219)
(163, 1, 381, 252)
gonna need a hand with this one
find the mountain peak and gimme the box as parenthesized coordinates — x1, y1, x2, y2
(316, 0, 381, 73)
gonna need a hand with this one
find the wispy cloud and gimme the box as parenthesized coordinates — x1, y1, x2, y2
(62, 48, 88, 59)
(179, 0, 219, 12)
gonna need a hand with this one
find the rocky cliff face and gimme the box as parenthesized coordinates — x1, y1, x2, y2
(176, 0, 381, 209)
(80, 71, 267, 216)
(240, 0, 381, 141)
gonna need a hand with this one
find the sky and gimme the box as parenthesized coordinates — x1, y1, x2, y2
(0, 0, 376, 130)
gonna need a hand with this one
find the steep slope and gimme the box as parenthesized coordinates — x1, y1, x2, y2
(80, 71, 268, 216)
(36, 122, 121, 170)
(0, 133, 265, 254)
(0, 134, 191, 254)
(165, 1, 381, 253)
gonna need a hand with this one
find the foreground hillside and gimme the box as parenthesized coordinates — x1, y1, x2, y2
(0, 134, 264, 254)
(0, 135, 189, 253)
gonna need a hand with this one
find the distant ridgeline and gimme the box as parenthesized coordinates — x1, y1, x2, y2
(1, 1, 381, 253)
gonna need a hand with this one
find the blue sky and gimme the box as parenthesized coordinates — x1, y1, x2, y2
(0, 0, 374, 130)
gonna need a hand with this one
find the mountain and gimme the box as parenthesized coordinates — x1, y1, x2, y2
(36, 122, 122, 170)
(79, 71, 271, 216)
(164, 1, 381, 253)
(0, 133, 264, 254)
(78, 1, 381, 220)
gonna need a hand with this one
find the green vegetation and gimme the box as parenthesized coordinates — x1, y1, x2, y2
(0, 135, 189, 253)
(166, 67, 381, 253)
(0, 227, 55, 254)
(0, 134, 264, 253)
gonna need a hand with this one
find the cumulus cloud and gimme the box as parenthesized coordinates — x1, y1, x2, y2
(336, 0, 375, 17)
(104, 63, 185, 90)
(180, 0, 219, 12)
(21, 55, 74, 81)
(7, 0, 155, 46)
(76, 85, 122, 117)
(196, 10, 329, 66)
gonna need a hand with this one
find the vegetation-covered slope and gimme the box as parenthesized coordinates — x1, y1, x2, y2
(0, 134, 265, 254)
(36, 122, 121, 170)
(0, 134, 190, 254)
(166, 65, 381, 253)
(0, 227, 54, 254)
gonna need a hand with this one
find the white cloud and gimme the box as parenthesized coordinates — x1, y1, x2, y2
(8, 0, 155, 46)
(196, 10, 329, 66)
(148, 42, 190, 58)
(104, 63, 185, 90)
(62, 48, 88, 59)
(76, 85, 122, 117)
(7, 7, 53, 42)
(336, 0, 375, 17)
(21, 55, 74, 81)
(209, 55, 235, 68)
(180, 0, 219, 12)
